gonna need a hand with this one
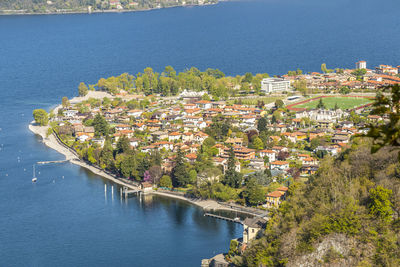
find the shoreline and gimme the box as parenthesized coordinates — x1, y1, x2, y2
(28, 119, 249, 215)
(0, 3, 217, 16)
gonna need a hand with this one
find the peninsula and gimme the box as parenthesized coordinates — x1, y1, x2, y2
(0, 0, 217, 15)
(31, 62, 400, 266)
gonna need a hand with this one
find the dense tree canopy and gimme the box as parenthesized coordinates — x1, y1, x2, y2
(33, 109, 48, 126)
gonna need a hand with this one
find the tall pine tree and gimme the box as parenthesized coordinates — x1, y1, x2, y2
(93, 113, 109, 137)
(223, 147, 243, 188)
(172, 148, 189, 187)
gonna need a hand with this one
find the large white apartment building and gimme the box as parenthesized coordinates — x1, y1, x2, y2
(356, 60, 367, 69)
(261, 78, 290, 93)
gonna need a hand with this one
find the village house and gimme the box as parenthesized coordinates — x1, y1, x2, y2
(184, 103, 196, 109)
(115, 124, 131, 131)
(127, 109, 143, 117)
(270, 160, 289, 171)
(195, 100, 212, 109)
(182, 132, 194, 142)
(296, 109, 346, 122)
(281, 132, 297, 143)
(133, 122, 146, 131)
(76, 132, 90, 142)
(225, 137, 243, 146)
(259, 149, 276, 162)
(150, 130, 168, 141)
(317, 120, 334, 129)
(168, 131, 182, 142)
(153, 141, 174, 151)
(63, 109, 78, 117)
(302, 157, 318, 166)
(141, 182, 153, 193)
(194, 132, 209, 143)
(265, 190, 285, 208)
(185, 153, 197, 163)
(242, 217, 267, 244)
(315, 145, 339, 156)
(223, 146, 255, 160)
(248, 158, 265, 171)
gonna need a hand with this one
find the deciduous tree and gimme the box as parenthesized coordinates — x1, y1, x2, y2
(33, 109, 48, 126)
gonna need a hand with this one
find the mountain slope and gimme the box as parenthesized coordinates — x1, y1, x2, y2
(240, 138, 400, 266)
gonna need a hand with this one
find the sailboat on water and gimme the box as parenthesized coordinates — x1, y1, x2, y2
(32, 164, 37, 183)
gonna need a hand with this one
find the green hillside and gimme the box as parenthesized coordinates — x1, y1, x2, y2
(231, 87, 400, 267)
(236, 139, 400, 266)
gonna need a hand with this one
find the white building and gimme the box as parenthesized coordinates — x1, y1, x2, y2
(261, 78, 290, 93)
(259, 149, 276, 162)
(295, 109, 347, 121)
(63, 109, 78, 117)
(270, 160, 289, 171)
(376, 65, 399, 75)
(356, 61, 367, 69)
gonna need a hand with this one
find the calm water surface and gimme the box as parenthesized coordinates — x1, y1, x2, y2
(0, 0, 399, 266)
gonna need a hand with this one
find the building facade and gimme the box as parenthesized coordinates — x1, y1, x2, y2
(356, 60, 367, 69)
(261, 78, 290, 93)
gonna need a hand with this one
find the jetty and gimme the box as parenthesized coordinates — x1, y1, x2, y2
(37, 159, 69, 165)
(119, 186, 142, 198)
(204, 213, 242, 224)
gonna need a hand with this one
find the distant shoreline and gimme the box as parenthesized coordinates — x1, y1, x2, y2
(0, 2, 217, 16)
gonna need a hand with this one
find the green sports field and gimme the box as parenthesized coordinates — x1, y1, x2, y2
(293, 97, 373, 110)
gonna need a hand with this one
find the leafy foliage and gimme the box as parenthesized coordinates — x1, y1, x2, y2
(33, 109, 48, 126)
(241, 139, 400, 266)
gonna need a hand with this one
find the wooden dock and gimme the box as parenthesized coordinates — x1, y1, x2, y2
(204, 213, 242, 224)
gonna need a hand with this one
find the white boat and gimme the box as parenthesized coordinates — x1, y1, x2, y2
(32, 165, 37, 183)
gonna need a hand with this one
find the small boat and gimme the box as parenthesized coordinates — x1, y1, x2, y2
(32, 164, 37, 183)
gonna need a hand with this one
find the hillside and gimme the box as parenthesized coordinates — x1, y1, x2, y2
(0, 0, 216, 14)
(234, 138, 400, 266)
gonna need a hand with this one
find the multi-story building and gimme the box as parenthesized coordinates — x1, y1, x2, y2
(223, 146, 255, 160)
(376, 64, 399, 75)
(261, 78, 290, 93)
(356, 60, 367, 69)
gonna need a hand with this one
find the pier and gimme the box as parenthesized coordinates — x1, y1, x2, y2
(204, 213, 242, 224)
(120, 186, 142, 198)
(37, 159, 69, 165)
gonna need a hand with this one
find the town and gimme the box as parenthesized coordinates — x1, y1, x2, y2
(32, 61, 399, 262)
(32, 61, 400, 208)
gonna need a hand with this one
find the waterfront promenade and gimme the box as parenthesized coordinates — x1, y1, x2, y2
(29, 122, 266, 218)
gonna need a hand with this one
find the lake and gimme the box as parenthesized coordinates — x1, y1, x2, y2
(0, 0, 399, 266)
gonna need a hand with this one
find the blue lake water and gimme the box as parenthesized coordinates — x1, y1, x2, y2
(0, 0, 399, 266)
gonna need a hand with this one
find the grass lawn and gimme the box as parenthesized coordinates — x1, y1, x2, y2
(229, 96, 284, 106)
(293, 97, 372, 110)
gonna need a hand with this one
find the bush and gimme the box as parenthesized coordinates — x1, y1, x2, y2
(159, 175, 172, 189)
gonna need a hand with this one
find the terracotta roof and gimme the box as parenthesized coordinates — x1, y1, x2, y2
(277, 186, 288, 192)
(185, 153, 197, 160)
(267, 191, 285, 198)
(271, 161, 289, 165)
